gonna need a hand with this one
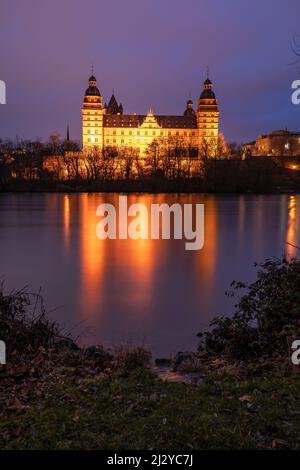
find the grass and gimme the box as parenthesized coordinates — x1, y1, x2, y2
(1, 357, 300, 450)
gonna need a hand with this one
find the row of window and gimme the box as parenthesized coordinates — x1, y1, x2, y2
(84, 128, 198, 137)
(84, 128, 218, 136)
(107, 122, 196, 128)
(104, 138, 197, 145)
(85, 134, 216, 143)
(105, 130, 197, 137)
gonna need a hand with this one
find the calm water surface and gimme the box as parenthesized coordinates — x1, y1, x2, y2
(0, 193, 299, 356)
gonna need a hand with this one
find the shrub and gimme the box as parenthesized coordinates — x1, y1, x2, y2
(198, 257, 300, 361)
(0, 284, 61, 358)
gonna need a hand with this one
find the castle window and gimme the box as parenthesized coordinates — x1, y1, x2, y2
(121, 130, 124, 135)
(121, 139, 124, 143)
(129, 131, 132, 135)
(106, 139, 109, 144)
(145, 131, 148, 136)
(113, 131, 116, 135)
(153, 131, 156, 136)
(88, 138, 91, 142)
(95, 138, 98, 142)
(137, 131, 140, 136)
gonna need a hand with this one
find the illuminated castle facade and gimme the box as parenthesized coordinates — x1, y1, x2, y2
(82, 74, 219, 156)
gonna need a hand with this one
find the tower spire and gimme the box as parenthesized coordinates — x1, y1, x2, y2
(67, 124, 70, 142)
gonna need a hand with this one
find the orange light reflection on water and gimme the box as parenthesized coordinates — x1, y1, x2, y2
(79, 194, 105, 318)
(63, 194, 70, 250)
(286, 195, 298, 258)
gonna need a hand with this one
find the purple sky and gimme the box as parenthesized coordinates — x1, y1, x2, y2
(0, 0, 299, 144)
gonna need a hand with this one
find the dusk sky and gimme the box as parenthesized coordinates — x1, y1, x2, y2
(1, 0, 299, 144)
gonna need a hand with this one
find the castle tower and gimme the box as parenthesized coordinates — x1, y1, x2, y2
(197, 77, 219, 153)
(82, 74, 105, 149)
(184, 99, 196, 116)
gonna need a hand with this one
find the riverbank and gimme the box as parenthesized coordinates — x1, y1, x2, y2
(1, 345, 300, 450)
(1, 257, 300, 450)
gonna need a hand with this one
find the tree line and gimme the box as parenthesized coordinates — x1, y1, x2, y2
(0, 133, 242, 185)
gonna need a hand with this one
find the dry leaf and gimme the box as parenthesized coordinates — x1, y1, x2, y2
(210, 359, 227, 367)
(239, 394, 252, 403)
(7, 400, 30, 411)
(271, 439, 288, 449)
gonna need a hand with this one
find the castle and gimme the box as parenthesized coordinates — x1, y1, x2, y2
(82, 74, 219, 156)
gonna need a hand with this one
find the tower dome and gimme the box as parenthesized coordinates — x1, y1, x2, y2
(204, 78, 212, 87)
(184, 98, 195, 116)
(85, 74, 101, 97)
(200, 78, 215, 99)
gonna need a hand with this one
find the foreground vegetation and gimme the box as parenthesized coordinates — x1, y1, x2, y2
(1, 257, 300, 450)
(1, 355, 300, 450)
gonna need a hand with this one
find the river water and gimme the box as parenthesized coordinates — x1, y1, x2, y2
(0, 193, 298, 356)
